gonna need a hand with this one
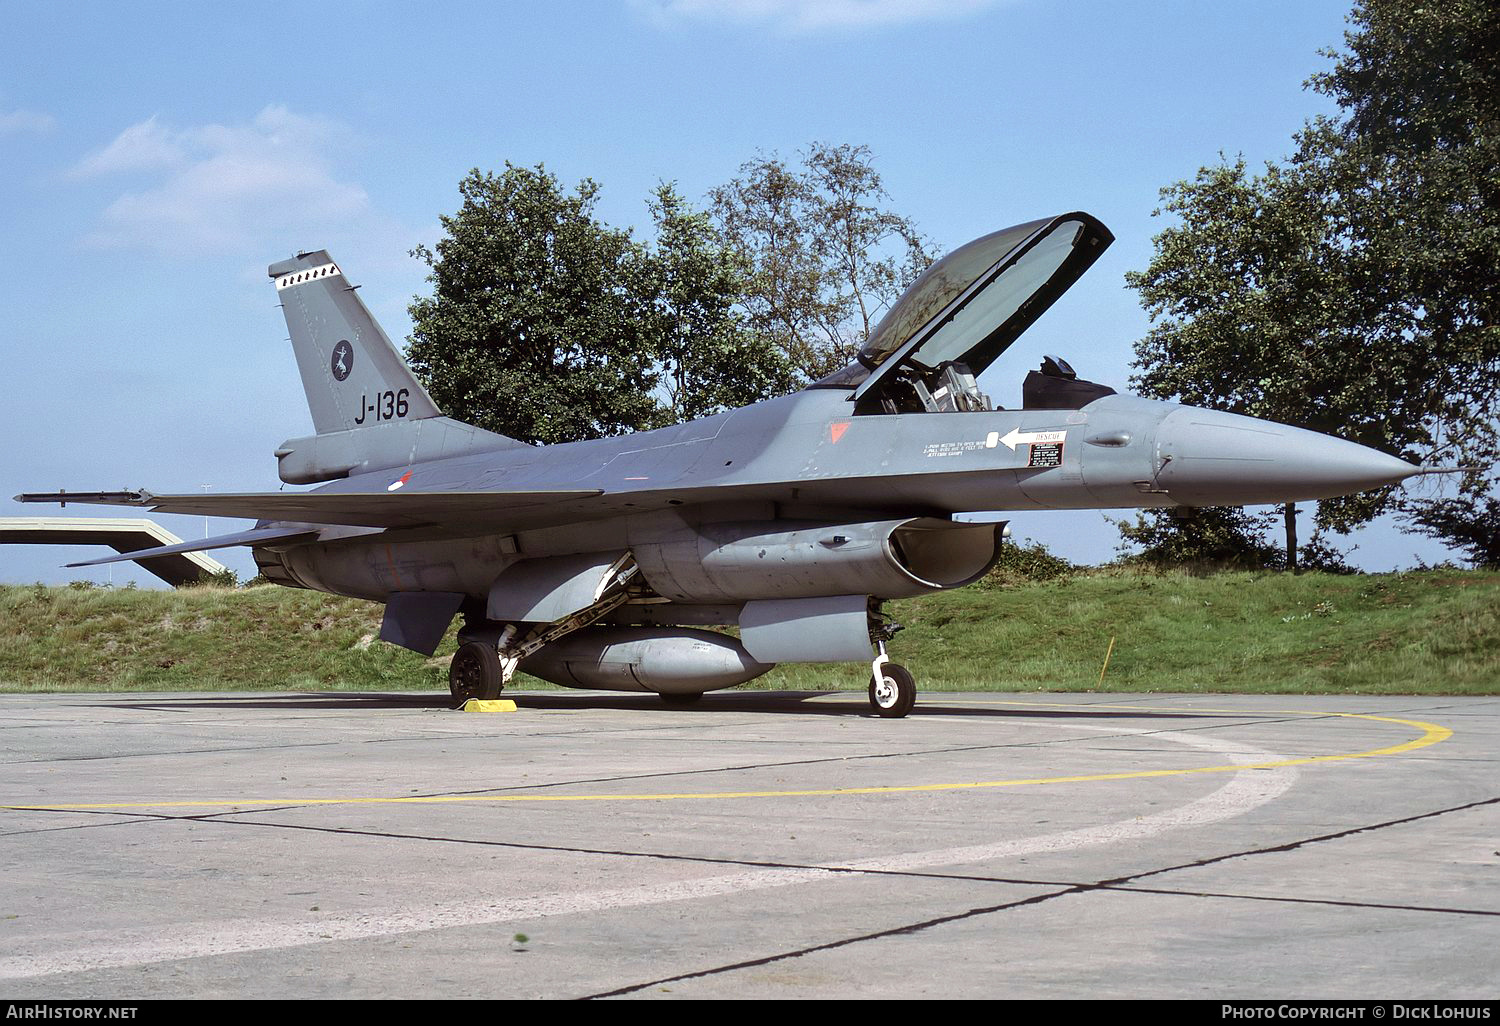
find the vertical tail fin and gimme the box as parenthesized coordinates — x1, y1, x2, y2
(269, 251, 442, 435)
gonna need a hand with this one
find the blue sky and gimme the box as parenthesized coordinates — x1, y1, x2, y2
(0, 0, 1459, 585)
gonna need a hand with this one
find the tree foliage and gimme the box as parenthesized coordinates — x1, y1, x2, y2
(407, 167, 655, 445)
(710, 142, 933, 381)
(1116, 507, 1285, 572)
(1404, 488, 1500, 569)
(1126, 0, 1499, 563)
(406, 167, 793, 444)
(1116, 506, 1357, 574)
(407, 146, 931, 444)
(980, 538, 1074, 587)
(643, 184, 797, 424)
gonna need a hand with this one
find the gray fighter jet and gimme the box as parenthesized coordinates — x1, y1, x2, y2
(19, 212, 1420, 716)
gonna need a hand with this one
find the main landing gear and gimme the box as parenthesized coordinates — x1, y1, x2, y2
(448, 600, 921, 718)
(449, 560, 641, 706)
(449, 641, 503, 703)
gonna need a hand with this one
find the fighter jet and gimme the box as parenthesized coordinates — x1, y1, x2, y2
(18, 212, 1421, 716)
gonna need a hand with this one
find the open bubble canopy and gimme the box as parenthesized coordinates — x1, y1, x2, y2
(817, 212, 1113, 395)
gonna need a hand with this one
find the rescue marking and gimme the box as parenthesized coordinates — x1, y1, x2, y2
(998, 427, 1066, 451)
(923, 440, 989, 458)
(830, 421, 850, 444)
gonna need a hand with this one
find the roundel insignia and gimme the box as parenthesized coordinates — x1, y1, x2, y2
(330, 340, 354, 381)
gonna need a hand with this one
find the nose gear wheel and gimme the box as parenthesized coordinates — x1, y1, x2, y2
(869, 662, 916, 718)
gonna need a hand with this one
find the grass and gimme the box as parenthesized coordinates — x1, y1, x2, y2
(0, 569, 1495, 695)
(0, 583, 450, 693)
(758, 568, 1499, 694)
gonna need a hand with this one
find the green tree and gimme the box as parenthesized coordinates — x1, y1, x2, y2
(1404, 491, 1500, 569)
(1125, 158, 1379, 569)
(710, 142, 932, 381)
(1116, 506, 1284, 571)
(1126, 0, 1499, 566)
(1307, 0, 1500, 566)
(642, 183, 796, 423)
(407, 166, 659, 445)
(406, 167, 792, 444)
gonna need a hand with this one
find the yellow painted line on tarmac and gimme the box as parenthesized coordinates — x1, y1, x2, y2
(948, 700, 1452, 759)
(1, 702, 1451, 811)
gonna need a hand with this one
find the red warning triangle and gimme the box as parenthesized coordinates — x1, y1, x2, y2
(830, 421, 850, 444)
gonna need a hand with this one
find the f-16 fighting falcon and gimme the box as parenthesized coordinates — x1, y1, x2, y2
(19, 212, 1422, 716)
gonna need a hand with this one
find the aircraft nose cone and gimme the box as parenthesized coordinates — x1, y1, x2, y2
(1155, 407, 1418, 506)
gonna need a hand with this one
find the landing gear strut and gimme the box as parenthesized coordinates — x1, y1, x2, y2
(449, 557, 642, 707)
(866, 613, 915, 717)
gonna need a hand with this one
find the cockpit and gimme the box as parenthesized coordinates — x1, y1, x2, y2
(815, 212, 1117, 415)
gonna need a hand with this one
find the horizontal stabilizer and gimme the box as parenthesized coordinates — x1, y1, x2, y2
(18, 488, 606, 530)
(63, 524, 319, 569)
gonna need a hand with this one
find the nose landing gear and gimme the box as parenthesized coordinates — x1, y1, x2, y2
(866, 614, 915, 718)
(869, 659, 916, 718)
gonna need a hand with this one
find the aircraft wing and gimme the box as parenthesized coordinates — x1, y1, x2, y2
(15, 488, 605, 531)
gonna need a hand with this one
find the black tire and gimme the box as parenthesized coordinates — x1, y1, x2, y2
(450, 642, 503, 704)
(868, 663, 916, 718)
(659, 691, 704, 706)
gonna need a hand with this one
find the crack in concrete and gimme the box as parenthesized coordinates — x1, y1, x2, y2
(584, 793, 1499, 998)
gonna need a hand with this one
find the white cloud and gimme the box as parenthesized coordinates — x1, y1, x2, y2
(72, 106, 370, 253)
(633, 0, 1003, 32)
(0, 106, 56, 136)
(69, 116, 184, 177)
